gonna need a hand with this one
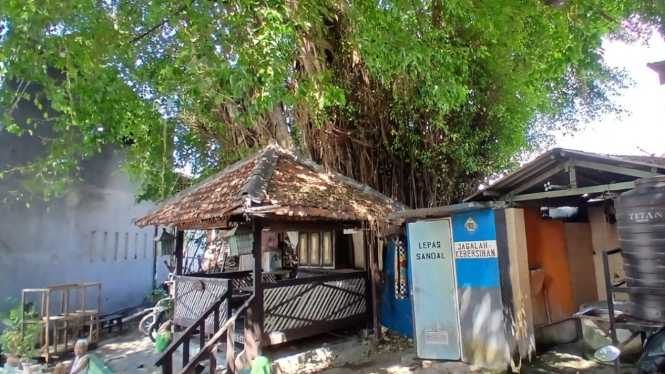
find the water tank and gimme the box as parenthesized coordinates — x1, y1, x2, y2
(615, 176, 665, 322)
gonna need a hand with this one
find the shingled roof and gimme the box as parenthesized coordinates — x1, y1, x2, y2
(135, 141, 408, 228)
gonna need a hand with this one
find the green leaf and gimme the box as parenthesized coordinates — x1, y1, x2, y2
(0, 0, 653, 207)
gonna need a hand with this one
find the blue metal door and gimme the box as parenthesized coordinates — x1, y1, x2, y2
(408, 219, 461, 360)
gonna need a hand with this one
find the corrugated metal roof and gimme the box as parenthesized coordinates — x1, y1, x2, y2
(464, 148, 665, 203)
(135, 140, 408, 228)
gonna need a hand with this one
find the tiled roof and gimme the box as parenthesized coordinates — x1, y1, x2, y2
(135, 141, 407, 228)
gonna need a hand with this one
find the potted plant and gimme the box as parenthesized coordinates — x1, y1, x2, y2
(0, 300, 40, 367)
(147, 287, 168, 305)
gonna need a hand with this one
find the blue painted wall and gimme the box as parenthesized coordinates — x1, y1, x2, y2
(380, 240, 414, 338)
(381, 209, 512, 370)
(451, 210, 509, 369)
(452, 210, 500, 288)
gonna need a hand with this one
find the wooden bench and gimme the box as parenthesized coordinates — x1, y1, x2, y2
(99, 313, 123, 333)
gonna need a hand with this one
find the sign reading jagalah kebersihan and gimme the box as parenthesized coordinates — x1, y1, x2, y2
(454, 240, 498, 258)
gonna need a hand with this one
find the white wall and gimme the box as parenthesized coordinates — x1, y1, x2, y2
(0, 88, 166, 315)
(0, 149, 168, 314)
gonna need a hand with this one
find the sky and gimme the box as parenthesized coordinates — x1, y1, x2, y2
(555, 32, 665, 157)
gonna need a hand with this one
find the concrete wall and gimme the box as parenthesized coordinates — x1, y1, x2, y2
(588, 206, 625, 301)
(0, 85, 166, 315)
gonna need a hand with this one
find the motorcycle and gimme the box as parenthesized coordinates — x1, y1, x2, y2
(139, 271, 175, 342)
(595, 326, 665, 374)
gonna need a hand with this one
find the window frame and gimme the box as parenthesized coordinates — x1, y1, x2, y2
(298, 230, 336, 269)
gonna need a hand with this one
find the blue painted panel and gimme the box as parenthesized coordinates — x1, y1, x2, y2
(452, 210, 496, 242)
(452, 210, 500, 288)
(408, 219, 461, 360)
(380, 241, 414, 338)
(455, 258, 500, 287)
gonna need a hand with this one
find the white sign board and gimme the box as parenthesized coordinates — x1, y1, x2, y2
(454, 240, 498, 259)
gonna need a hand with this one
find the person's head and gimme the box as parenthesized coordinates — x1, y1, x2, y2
(74, 339, 88, 356)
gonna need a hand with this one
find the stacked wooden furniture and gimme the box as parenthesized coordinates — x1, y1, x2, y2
(21, 283, 101, 362)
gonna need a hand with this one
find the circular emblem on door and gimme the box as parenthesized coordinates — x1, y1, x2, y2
(464, 217, 478, 233)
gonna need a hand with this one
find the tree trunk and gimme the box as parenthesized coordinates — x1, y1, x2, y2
(268, 102, 295, 151)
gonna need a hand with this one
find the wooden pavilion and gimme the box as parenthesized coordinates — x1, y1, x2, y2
(135, 140, 406, 374)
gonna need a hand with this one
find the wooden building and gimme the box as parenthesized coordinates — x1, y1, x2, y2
(135, 140, 406, 374)
(383, 148, 665, 370)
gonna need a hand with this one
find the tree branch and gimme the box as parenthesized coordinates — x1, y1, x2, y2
(130, 4, 188, 44)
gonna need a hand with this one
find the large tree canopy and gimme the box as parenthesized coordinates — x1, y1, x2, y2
(0, 0, 663, 207)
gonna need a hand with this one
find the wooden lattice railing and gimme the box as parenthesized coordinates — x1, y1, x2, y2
(263, 271, 367, 342)
(156, 279, 252, 374)
(181, 295, 254, 374)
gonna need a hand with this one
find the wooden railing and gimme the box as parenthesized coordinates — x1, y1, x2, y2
(173, 276, 231, 332)
(262, 271, 367, 343)
(181, 295, 254, 374)
(156, 280, 248, 374)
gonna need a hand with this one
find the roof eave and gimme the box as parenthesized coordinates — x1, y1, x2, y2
(464, 148, 665, 203)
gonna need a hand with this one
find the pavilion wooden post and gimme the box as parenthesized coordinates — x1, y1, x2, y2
(152, 226, 159, 289)
(365, 230, 381, 348)
(175, 230, 185, 276)
(245, 218, 265, 361)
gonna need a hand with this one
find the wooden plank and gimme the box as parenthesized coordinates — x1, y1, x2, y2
(573, 160, 661, 178)
(172, 277, 229, 331)
(367, 232, 381, 346)
(176, 231, 185, 276)
(262, 276, 367, 336)
(209, 345, 217, 374)
(227, 320, 236, 374)
(156, 289, 229, 367)
(263, 314, 366, 345)
(263, 271, 365, 288)
(389, 202, 508, 220)
(152, 226, 158, 289)
(199, 321, 206, 349)
(264, 220, 361, 232)
(509, 181, 635, 202)
(183, 339, 190, 367)
(163, 358, 172, 374)
(502, 162, 570, 199)
(245, 218, 265, 360)
(568, 165, 578, 189)
(182, 296, 254, 374)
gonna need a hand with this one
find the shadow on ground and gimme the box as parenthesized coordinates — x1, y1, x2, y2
(522, 343, 634, 374)
(44, 323, 635, 374)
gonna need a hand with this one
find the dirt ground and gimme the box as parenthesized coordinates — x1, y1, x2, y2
(40, 324, 635, 374)
(317, 339, 633, 374)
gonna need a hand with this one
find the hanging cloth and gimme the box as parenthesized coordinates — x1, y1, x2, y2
(394, 240, 408, 299)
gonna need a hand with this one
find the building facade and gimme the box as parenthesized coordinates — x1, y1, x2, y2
(0, 81, 167, 315)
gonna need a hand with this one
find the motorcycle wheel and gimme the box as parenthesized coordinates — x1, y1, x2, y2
(149, 311, 168, 343)
(139, 314, 155, 335)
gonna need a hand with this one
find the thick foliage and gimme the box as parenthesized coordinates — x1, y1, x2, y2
(0, 0, 662, 206)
